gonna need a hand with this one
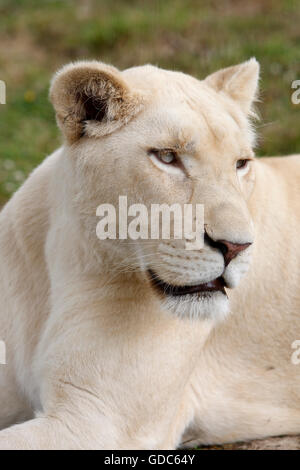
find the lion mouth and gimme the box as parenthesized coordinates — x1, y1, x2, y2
(148, 269, 227, 297)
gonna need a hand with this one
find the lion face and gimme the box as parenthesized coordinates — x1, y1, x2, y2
(50, 59, 259, 321)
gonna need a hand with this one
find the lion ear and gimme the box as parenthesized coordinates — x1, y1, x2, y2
(50, 61, 143, 143)
(205, 58, 260, 116)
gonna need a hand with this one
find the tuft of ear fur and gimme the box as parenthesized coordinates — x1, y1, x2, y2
(205, 58, 260, 117)
(50, 61, 144, 143)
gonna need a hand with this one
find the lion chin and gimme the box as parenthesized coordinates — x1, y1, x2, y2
(163, 292, 230, 321)
(148, 269, 230, 321)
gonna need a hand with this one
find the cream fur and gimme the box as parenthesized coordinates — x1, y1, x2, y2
(0, 59, 299, 449)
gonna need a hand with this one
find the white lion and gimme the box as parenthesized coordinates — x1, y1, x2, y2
(0, 59, 299, 449)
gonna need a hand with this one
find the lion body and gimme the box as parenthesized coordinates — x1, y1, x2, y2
(0, 60, 299, 449)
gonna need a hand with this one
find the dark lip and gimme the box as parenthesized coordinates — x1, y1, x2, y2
(148, 269, 227, 297)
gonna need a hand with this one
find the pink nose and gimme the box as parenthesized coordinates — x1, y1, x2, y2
(217, 239, 252, 266)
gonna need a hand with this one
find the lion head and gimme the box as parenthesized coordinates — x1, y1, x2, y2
(50, 58, 259, 321)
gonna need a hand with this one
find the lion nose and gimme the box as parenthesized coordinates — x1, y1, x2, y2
(217, 239, 252, 266)
(204, 232, 252, 266)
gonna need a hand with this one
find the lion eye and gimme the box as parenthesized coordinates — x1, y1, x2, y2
(236, 159, 249, 170)
(161, 152, 175, 164)
(150, 149, 177, 165)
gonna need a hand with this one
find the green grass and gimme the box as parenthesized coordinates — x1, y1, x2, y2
(0, 0, 300, 203)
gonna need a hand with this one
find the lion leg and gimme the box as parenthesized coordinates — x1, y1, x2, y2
(0, 378, 32, 430)
(0, 416, 77, 450)
(0, 370, 193, 449)
(6, 279, 210, 450)
(0, 418, 67, 450)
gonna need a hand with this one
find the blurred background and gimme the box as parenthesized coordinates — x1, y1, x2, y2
(0, 0, 299, 205)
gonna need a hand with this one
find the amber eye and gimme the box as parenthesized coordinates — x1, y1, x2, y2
(236, 159, 250, 170)
(150, 149, 177, 165)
